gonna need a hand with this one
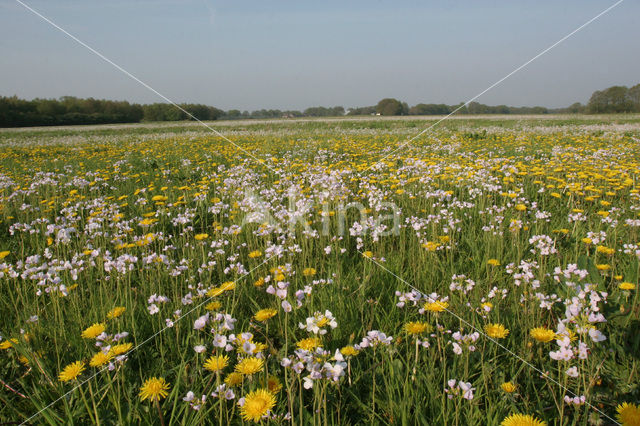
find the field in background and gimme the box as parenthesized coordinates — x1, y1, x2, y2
(2, 113, 640, 143)
(0, 116, 639, 424)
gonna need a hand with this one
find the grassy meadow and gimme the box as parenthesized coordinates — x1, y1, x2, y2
(0, 115, 639, 425)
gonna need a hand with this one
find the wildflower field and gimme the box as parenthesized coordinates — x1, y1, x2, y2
(0, 116, 639, 425)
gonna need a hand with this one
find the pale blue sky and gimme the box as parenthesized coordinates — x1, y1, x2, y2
(0, 0, 638, 110)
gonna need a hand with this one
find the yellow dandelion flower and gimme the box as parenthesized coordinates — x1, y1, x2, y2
(207, 286, 225, 298)
(303, 267, 316, 276)
(107, 307, 126, 320)
(530, 327, 556, 343)
(487, 259, 501, 266)
(139, 377, 170, 402)
(362, 251, 373, 258)
(254, 308, 277, 322)
(235, 357, 264, 375)
(90, 351, 113, 367)
(206, 301, 222, 311)
(619, 282, 635, 291)
(139, 218, 157, 226)
(297, 337, 321, 351)
(58, 361, 85, 382)
(194, 233, 209, 240)
(224, 372, 243, 387)
(340, 346, 360, 357)
(485, 323, 509, 339)
(109, 342, 133, 356)
(81, 323, 106, 339)
(596, 245, 615, 255)
(424, 300, 449, 313)
(240, 388, 276, 422)
(595, 264, 611, 271)
(220, 281, 236, 291)
(204, 355, 229, 373)
(0, 251, 10, 259)
(501, 382, 516, 393)
(422, 241, 439, 252)
(404, 321, 431, 335)
(253, 277, 265, 287)
(265, 375, 283, 393)
(617, 402, 640, 426)
(501, 413, 546, 426)
(0, 338, 17, 350)
(515, 204, 527, 211)
(248, 250, 262, 258)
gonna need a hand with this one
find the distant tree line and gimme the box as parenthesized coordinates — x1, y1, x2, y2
(0, 96, 223, 127)
(1, 83, 639, 127)
(343, 100, 554, 116)
(586, 84, 640, 113)
(219, 106, 345, 120)
(344, 84, 640, 117)
(0, 96, 144, 127)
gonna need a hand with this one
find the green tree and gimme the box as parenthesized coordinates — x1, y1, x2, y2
(225, 109, 242, 119)
(565, 102, 584, 114)
(346, 106, 376, 115)
(409, 103, 450, 115)
(628, 84, 640, 112)
(376, 98, 405, 116)
(587, 86, 633, 113)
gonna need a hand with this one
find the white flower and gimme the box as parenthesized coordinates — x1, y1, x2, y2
(550, 346, 574, 361)
(564, 395, 586, 405)
(459, 381, 475, 400)
(303, 376, 314, 389)
(324, 361, 346, 381)
(242, 341, 257, 354)
(452, 342, 462, 355)
(565, 366, 579, 378)
(213, 334, 228, 348)
(588, 328, 606, 342)
(193, 314, 209, 330)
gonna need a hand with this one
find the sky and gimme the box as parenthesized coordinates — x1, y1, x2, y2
(0, 0, 638, 111)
